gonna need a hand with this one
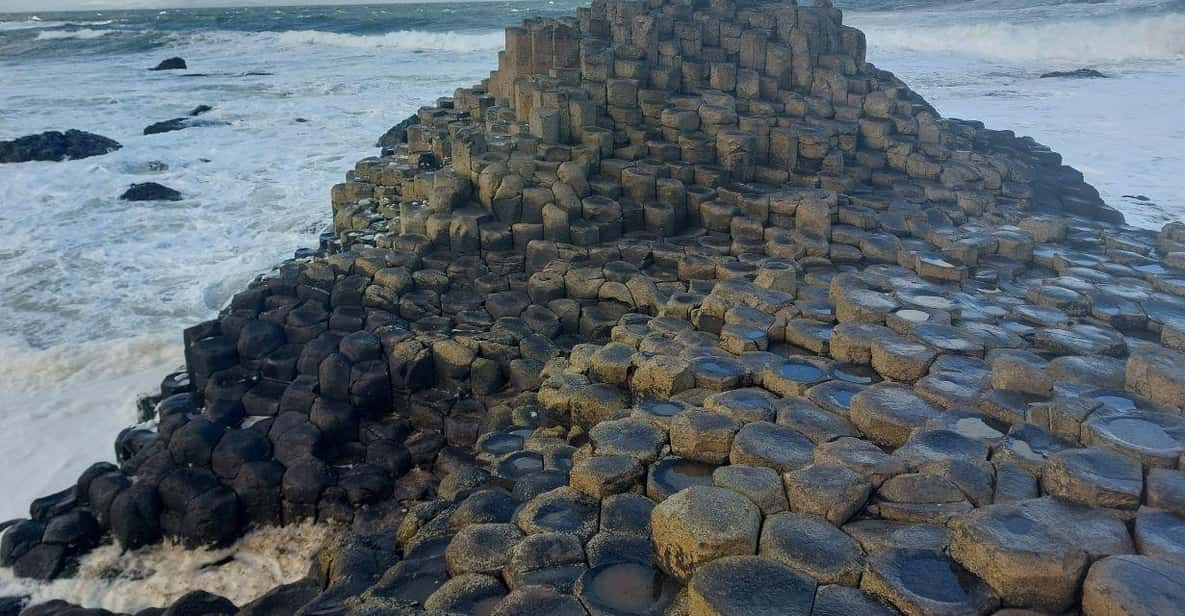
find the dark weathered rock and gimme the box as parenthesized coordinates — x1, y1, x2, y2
(1083, 555, 1185, 616)
(121, 182, 183, 202)
(0, 130, 121, 163)
(151, 57, 187, 71)
(687, 555, 817, 616)
(651, 485, 761, 582)
(162, 590, 235, 616)
(1040, 68, 1107, 79)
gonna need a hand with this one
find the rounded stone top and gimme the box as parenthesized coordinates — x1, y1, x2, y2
(650, 485, 762, 581)
(688, 555, 817, 616)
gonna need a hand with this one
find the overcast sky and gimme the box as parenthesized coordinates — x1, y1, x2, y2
(1, 0, 453, 13)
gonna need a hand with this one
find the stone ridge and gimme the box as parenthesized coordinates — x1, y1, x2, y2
(5, 0, 1185, 614)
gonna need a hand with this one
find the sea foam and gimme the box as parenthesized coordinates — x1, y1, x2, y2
(860, 14, 1185, 63)
(35, 29, 116, 40)
(273, 29, 505, 53)
(0, 523, 329, 612)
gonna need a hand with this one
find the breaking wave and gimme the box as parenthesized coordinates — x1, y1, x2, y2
(273, 28, 504, 52)
(860, 14, 1185, 63)
(0, 523, 329, 612)
(0, 19, 70, 31)
(35, 29, 117, 40)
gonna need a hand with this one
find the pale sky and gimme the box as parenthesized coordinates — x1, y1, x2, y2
(1, 0, 461, 14)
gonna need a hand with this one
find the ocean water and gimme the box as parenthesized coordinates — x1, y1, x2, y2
(0, 0, 1182, 605)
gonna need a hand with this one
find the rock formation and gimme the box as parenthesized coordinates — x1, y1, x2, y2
(150, 57, 187, 71)
(0, 130, 121, 164)
(120, 182, 183, 202)
(5, 0, 1185, 614)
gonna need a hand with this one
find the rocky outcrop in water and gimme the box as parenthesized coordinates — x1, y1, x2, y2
(151, 57, 187, 71)
(120, 183, 182, 202)
(143, 117, 228, 136)
(0, 130, 121, 164)
(1041, 68, 1107, 79)
(5, 0, 1185, 614)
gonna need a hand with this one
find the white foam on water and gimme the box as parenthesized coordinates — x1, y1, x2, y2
(0, 24, 497, 519)
(273, 28, 505, 52)
(0, 334, 180, 521)
(35, 29, 117, 41)
(859, 13, 1185, 63)
(0, 20, 70, 31)
(848, 0, 1185, 228)
(0, 523, 330, 612)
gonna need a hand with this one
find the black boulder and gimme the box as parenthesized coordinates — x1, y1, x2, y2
(0, 130, 121, 163)
(143, 118, 189, 135)
(121, 182, 182, 202)
(151, 57, 187, 71)
(162, 590, 236, 616)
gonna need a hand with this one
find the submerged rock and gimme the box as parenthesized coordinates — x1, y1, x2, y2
(120, 182, 182, 202)
(144, 111, 228, 135)
(1040, 68, 1107, 79)
(0, 130, 121, 163)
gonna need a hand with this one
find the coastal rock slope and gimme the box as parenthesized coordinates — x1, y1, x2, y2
(5, 0, 1185, 614)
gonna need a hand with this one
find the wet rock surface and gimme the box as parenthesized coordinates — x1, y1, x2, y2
(150, 57, 187, 71)
(1040, 68, 1107, 79)
(5, 0, 1185, 614)
(120, 182, 183, 202)
(0, 130, 121, 163)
